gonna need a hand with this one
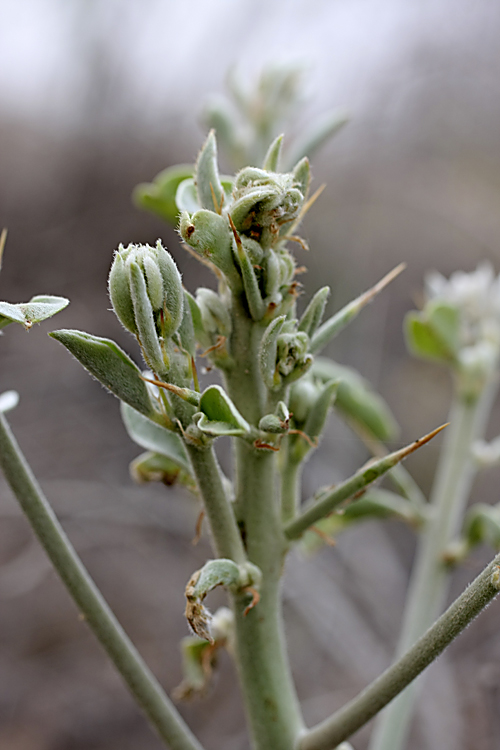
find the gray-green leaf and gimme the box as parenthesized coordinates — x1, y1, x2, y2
(197, 385, 251, 437)
(0, 295, 69, 330)
(121, 402, 190, 472)
(312, 357, 398, 442)
(50, 329, 156, 419)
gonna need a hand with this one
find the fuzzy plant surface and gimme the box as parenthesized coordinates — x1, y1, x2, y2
(1, 83, 500, 748)
(43, 133, 500, 750)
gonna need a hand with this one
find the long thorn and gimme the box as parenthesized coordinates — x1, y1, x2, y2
(299, 184, 326, 221)
(285, 424, 448, 540)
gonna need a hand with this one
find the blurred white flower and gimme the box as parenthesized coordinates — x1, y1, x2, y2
(0, 390, 19, 413)
(472, 436, 500, 467)
(426, 262, 500, 348)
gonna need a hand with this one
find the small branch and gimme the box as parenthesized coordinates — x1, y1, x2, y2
(369, 380, 498, 750)
(298, 552, 500, 750)
(284, 424, 447, 540)
(186, 443, 247, 564)
(0, 412, 204, 750)
(310, 264, 406, 355)
(352, 425, 427, 508)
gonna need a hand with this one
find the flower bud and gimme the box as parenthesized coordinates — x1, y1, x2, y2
(230, 168, 305, 249)
(108, 241, 183, 373)
(259, 401, 290, 434)
(289, 378, 321, 424)
(179, 210, 237, 281)
(276, 331, 309, 377)
(196, 288, 232, 338)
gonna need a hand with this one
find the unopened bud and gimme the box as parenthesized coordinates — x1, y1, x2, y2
(276, 331, 309, 377)
(108, 240, 183, 373)
(230, 169, 305, 249)
(179, 210, 236, 281)
(289, 377, 321, 424)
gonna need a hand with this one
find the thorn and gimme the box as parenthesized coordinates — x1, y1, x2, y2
(299, 184, 326, 221)
(283, 235, 310, 252)
(209, 182, 224, 214)
(351, 488, 367, 501)
(0, 228, 7, 271)
(310, 526, 336, 546)
(141, 376, 186, 399)
(190, 356, 200, 392)
(357, 263, 406, 308)
(182, 241, 222, 276)
(254, 439, 280, 451)
(200, 335, 227, 357)
(243, 586, 260, 615)
(228, 214, 243, 255)
(396, 423, 450, 462)
(176, 417, 203, 447)
(288, 429, 317, 448)
(192, 509, 205, 545)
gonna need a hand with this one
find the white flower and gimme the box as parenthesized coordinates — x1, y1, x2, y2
(425, 262, 500, 348)
(0, 390, 19, 413)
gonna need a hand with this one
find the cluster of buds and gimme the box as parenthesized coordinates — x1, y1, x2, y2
(100, 132, 400, 449)
(177, 132, 309, 330)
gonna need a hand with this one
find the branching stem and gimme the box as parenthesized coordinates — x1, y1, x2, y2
(299, 551, 500, 750)
(0, 412, 204, 750)
(369, 377, 498, 750)
(222, 297, 304, 749)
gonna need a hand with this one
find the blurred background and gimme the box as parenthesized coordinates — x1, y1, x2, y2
(1, 1, 500, 748)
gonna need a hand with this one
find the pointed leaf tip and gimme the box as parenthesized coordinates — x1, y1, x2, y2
(263, 134, 284, 172)
(50, 329, 156, 419)
(195, 131, 224, 213)
(395, 422, 449, 462)
(310, 264, 405, 355)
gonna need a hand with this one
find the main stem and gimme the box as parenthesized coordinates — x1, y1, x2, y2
(280, 439, 302, 523)
(0, 412, 204, 750)
(369, 377, 498, 750)
(224, 298, 304, 749)
(233, 444, 304, 750)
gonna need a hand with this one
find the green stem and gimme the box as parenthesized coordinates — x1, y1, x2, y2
(222, 298, 304, 749)
(186, 443, 246, 564)
(298, 551, 500, 750)
(284, 424, 445, 541)
(281, 449, 302, 523)
(166, 361, 246, 566)
(0, 412, 204, 750)
(369, 379, 498, 750)
(232, 444, 304, 750)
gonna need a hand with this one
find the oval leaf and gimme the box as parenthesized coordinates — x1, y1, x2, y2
(50, 329, 156, 419)
(198, 385, 250, 436)
(312, 357, 398, 442)
(133, 164, 194, 226)
(0, 295, 69, 329)
(121, 402, 190, 472)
